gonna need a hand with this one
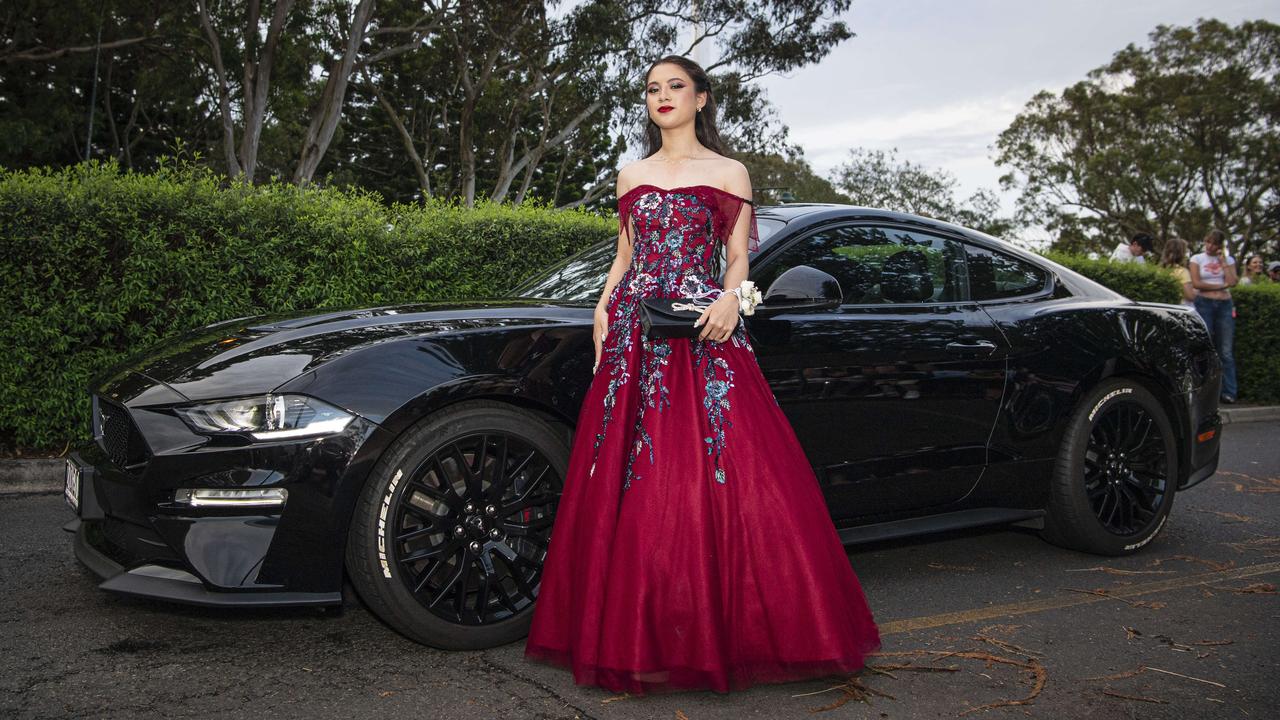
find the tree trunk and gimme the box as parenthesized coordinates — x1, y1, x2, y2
(238, 0, 294, 181)
(196, 0, 242, 178)
(293, 0, 377, 185)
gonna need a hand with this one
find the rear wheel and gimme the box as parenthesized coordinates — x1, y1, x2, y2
(1041, 379, 1177, 555)
(345, 400, 567, 649)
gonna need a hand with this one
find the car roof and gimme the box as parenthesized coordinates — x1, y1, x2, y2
(757, 202, 1018, 255)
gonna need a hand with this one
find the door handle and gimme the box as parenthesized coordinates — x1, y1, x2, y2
(946, 340, 997, 353)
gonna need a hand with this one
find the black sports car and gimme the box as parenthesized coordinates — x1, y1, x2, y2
(65, 203, 1223, 649)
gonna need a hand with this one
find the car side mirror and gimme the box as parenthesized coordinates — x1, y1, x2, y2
(753, 265, 843, 317)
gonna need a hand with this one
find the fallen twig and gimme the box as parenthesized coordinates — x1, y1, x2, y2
(800, 675, 895, 712)
(972, 634, 1043, 659)
(1188, 508, 1253, 523)
(1066, 566, 1174, 575)
(1061, 587, 1140, 605)
(867, 650, 1046, 716)
(1208, 582, 1276, 594)
(1150, 555, 1235, 571)
(1101, 688, 1169, 704)
(1145, 666, 1226, 688)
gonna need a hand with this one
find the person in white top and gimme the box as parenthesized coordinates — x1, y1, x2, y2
(1188, 229, 1238, 403)
(1110, 233, 1154, 263)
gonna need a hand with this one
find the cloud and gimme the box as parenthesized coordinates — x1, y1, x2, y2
(792, 91, 1032, 181)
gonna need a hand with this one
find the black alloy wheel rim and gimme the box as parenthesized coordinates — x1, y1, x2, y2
(391, 432, 560, 625)
(1083, 400, 1169, 535)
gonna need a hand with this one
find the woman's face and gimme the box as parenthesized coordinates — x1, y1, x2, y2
(646, 63, 703, 128)
(1247, 255, 1263, 273)
(1204, 235, 1222, 255)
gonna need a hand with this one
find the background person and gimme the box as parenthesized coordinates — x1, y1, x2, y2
(1240, 254, 1265, 284)
(1111, 232, 1154, 263)
(1269, 260, 1280, 283)
(1159, 237, 1195, 306)
(1189, 229, 1238, 403)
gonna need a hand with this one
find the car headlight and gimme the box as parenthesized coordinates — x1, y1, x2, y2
(175, 394, 354, 440)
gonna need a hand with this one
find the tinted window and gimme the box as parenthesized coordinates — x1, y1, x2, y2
(513, 218, 783, 302)
(755, 225, 968, 304)
(965, 245, 1048, 300)
(510, 241, 615, 301)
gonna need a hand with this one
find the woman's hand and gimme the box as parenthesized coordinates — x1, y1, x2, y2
(593, 304, 609, 373)
(694, 293, 740, 343)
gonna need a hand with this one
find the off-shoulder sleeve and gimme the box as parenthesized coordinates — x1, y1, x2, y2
(618, 190, 636, 245)
(715, 191, 760, 253)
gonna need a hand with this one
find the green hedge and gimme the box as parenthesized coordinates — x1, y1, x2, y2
(0, 161, 613, 452)
(1042, 252, 1182, 304)
(1232, 283, 1280, 404)
(1043, 251, 1280, 403)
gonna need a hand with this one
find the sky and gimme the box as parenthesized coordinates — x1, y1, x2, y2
(746, 0, 1279, 222)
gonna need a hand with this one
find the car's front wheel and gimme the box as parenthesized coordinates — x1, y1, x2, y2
(1042, 378, 1178, 556)
(345, 400, 567, 649)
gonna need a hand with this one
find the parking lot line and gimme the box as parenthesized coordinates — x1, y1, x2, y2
(878, 560, 1280, 635)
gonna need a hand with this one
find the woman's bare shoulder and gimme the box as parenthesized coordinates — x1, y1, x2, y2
(617, 160, 648, 196)
(714, 157, 751, 197)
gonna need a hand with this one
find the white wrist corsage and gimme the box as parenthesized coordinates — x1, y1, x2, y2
(728, 280, 763, 316)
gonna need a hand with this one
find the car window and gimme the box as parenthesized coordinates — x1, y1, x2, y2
(754, 224, 968, 305)
(513, 218, 784, 302)
(965, 244, 1049, 301)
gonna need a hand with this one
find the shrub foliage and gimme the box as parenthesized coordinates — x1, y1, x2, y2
(0, 161, 611, 451)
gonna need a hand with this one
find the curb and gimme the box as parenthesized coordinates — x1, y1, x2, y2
(0, 458, 65, 495)
(4, 407, 1278, 496)
(1220, 405, 1280, 425)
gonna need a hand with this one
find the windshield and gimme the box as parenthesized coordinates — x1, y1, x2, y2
(510, 217, 785, 301)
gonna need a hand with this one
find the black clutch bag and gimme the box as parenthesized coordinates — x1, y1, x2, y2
(639, 297, 712, 339)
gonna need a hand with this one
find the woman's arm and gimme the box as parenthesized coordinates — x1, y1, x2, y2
(1188, 261, 1229, 291)
(695, 163, 753, 343)
(597, 177, 636, 310)
(1223, 257, 1238, 288)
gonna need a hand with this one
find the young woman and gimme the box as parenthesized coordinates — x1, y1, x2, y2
(1159, 237, 1195, 306)
(1189, 229, 1238, 403)
(524, 55, 881, 694)
(1240, 254, 1265, 284)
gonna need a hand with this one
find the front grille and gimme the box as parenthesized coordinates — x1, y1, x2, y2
(96, 397, 150, 471)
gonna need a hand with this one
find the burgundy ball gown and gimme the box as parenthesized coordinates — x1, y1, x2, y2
(523, 183, 881, 694)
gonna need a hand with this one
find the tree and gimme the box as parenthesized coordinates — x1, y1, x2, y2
(1, 0, 859, 209)
(996, 19, 1280, 257)
(831, 148, 1018, 238)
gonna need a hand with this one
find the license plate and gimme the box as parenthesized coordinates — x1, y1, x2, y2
(64, 459, 81, 513)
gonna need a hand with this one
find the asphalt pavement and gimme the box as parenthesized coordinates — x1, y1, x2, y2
(1, 422, 1276, 720)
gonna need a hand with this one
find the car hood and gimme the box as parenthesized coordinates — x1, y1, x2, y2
(95, 299, 587, 403)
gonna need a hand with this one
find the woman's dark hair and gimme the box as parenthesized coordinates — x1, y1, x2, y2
(641, 55, 731, 158)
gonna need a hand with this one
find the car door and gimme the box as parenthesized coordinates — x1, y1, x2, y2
(745, 223, 1008, 522)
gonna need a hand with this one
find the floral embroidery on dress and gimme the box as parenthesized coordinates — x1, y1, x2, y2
(587, 185, 758, 488)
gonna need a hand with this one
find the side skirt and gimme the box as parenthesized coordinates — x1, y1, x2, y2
(838, 507, 1046, 546)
